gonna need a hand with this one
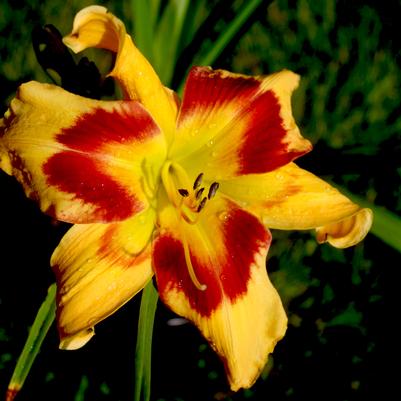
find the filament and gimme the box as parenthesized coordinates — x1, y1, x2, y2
(182, 231, 207, 291)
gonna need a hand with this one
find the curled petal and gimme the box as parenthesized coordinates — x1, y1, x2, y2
(63, 5, 178, 137)
(51, 209, 155, 349)
(316, 208, 373, 248)
(220, 162, 372, 246)
(0, 82, 165, 223)
(153, 195, 287, 390)
(172, 67, 311, 179)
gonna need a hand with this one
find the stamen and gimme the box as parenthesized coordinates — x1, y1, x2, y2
(195, 187, 205, 200)
(197, 197, 207, 213)
(178, 188, 189, 197)
(193, 173, 203, 190)
(208, 182, 219, 199)
(182, 234, 207, 291)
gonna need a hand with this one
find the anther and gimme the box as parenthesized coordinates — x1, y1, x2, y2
(195, 187, 205, 200)
(178, 188, 189, 197)
(193, 173, 203, 190)
(208, 182, 219, 199)
(197, 197, 207, 213)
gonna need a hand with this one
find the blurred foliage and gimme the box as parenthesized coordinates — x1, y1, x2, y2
(0, 0, 398, 400)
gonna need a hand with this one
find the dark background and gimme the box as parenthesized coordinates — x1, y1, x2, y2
(1, 1, 398, 400)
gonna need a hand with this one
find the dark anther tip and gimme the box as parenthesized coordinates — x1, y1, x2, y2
(178, 188, 189, 197)
(193, 173, 204, 190)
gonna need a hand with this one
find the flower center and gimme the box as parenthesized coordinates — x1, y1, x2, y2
(160, 161, 220, 291)
(161, 161, 219, 224)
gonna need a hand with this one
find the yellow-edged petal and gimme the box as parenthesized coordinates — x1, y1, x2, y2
(51, 208, 156, 349)
(0, 81, 166, 223)
(153, 193, 287, 390)
(220, 162, 372, 247)
(172, 67, 311, 179)
(63, 5, 178, 138)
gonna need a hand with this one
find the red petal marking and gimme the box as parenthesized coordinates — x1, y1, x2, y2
(153, 205, 271, 317)
(180, 67, 308, 174)
(98, 224, 119, 256)
(43, 101, 161, 221)
(236, 90, 307, 174)
(180, 67, 260, 112)
(96, 224, 150, 268)
(57, 101, 161, 151)
(44, 152, 139, 221)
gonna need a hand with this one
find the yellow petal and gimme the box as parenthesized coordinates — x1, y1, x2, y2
(220, 162, 372, 245)
(63, 5, 178, 138)
(51, 208, 156, 349)
(172, 67, 311, 179)
(0, 81, 165, 223)
(316, 208, 373, 248)
(153, 195, 287, 390)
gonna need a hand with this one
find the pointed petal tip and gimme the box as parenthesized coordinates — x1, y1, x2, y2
(316, 207, 373, 248)
(266, 69, 301, 93)
(59, 327, 95, 350)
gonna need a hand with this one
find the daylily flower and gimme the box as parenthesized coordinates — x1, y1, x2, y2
(0, 5, 372, 391)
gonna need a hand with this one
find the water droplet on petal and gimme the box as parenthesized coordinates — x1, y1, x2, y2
(218, 211, 229, 221)
(206, 139, 214, 147)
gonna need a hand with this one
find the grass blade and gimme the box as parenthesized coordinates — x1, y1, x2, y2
(196, 0, 263, 67)
(153, 0, 190, 84)
(176, 0, 264, 93)
(134, 281, 158, 401)
(131, 0, 162, 61)
(6, 283, 56, 401)
(369, 204, 401, 252)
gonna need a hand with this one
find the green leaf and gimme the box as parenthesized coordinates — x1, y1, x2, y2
(177, 0, 264, 93)
(195, 0, 263, 66)
(364, 202, 401, 253)
(134, 281, 159, 401)
(176, 0, 208, 54)
(325, 303, 363, 329)
(6, 283, 56, 401)
(74, 375, 89, 401)
(131, 0, 162, 62)
(153, 0, 191, 84)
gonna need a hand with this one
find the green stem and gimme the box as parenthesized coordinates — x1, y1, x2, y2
(134, 281, 159, 401)
(6, 284, 56, 401)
